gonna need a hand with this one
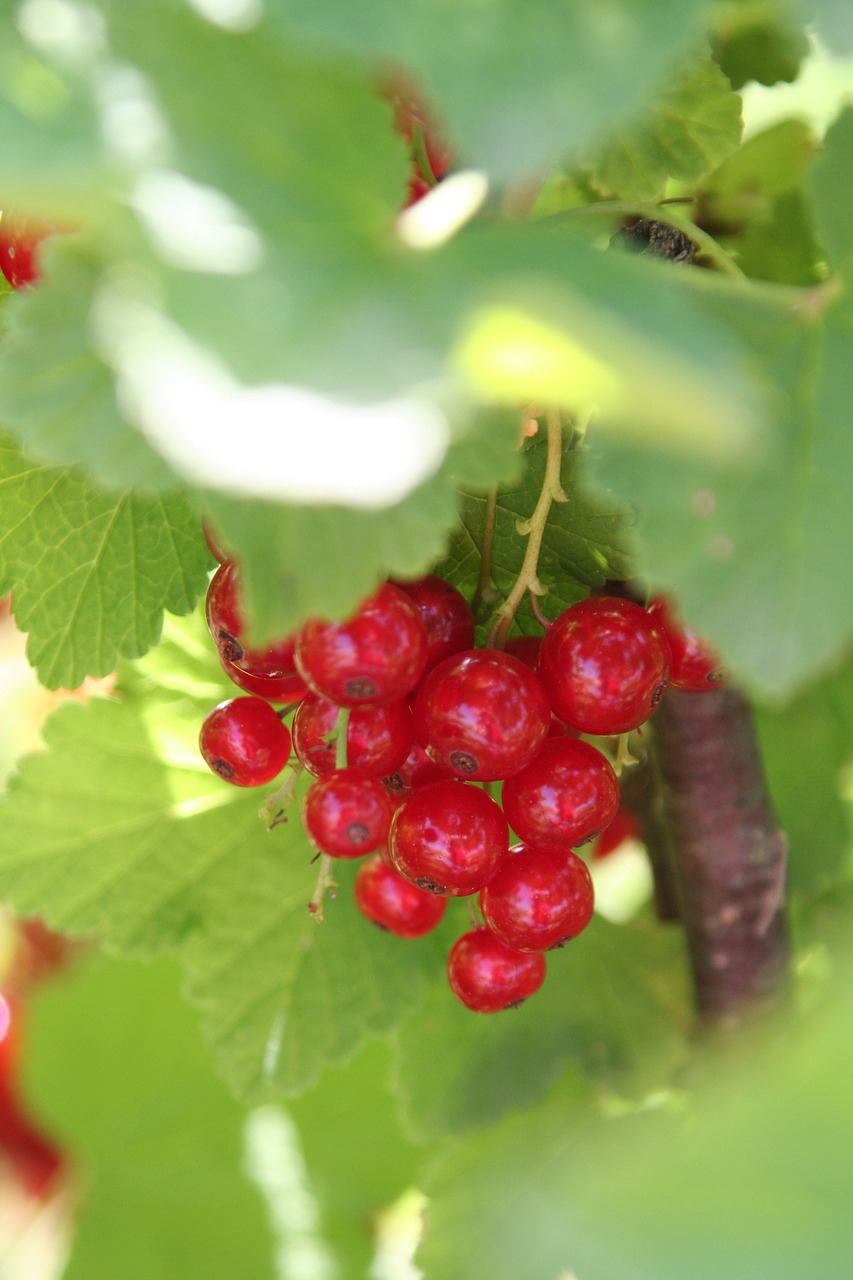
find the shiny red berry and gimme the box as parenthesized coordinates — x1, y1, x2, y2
(413, 649, 551, 781)
(292, 693, 413, 778)
(447, 928, 546, 1013)
(647, 595, 725, 692)
(199, 698, 291, 786)
(593, 805, 641, 858)
(218, 654, 307, 703)
(295, 584, 428, 708)
(539, 596, 670, 735)
(302, 769, 395, 858)
(501, 737, 620, 851)
(206, 563, 303, 690)
(381, 741, 455, 800)
(394, 575, 475, 673)
(480, 845, 594, 951)
(354, 854, 448, 938)
(388, 779, 509, 896)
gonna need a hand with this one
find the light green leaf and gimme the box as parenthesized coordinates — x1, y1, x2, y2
(26, 954, 278, 1280)
(419, 959, 853, 1280)
(712, 9, 810, 89)
(0, 613, 438, 1099)
(0, 433, 209, 688)
(394, 917, 690, 1139)
(264, 0, 711, 183)
(587, 55, 743, 200)
(811, 106, 853, 275)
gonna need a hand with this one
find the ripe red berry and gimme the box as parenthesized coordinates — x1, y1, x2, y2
(447, 928, 546, 1013)
(354, 854, 447, 938)
(292, 693, 413, 778)
(647, 594, 725, 692)
(504, 634, 543, 670)
(501, 737, 620, 851)
(393, 575, 475, 673)
(199, 697, 291, 786)
(218, 654, 307, 703)
(381, 741, 455, 800)
(302, 769, 395, 858)
(0, 216, 58, 288)
(388, 779, 509, 896)
(480, 846, 594, 951)
(295, 584, 428, 707)
(206, 563, 303, 691)
(539, 596, 670, 735)
(412, 649, 551, 781)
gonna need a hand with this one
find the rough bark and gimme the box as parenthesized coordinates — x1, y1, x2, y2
(651, 685, 790, 1025)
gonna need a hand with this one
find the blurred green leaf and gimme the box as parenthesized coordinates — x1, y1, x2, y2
(0, 613, 438, 1100)
(394, 917, 690, 1139)
(26, 954, 277, 1280)
(713, 9, 810, 88)
(419, 959, 853, 1280)
(811, 106, 853, 275)
(0, 432, 209, 688)
(586, 54, 743, 200)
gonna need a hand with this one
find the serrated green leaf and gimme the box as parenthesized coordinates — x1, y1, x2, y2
(587, 54, 743, 200)
(0, 613, 438, 1099)
(26, 954, 278, 1280)
(394, 917, 690, 1139)
(0, 433, 209, 688)
(757, 655, 853, 894)
(263, 0, 711, 183)
(418, 964, 853, 1280)
(589, 280, 853, 698)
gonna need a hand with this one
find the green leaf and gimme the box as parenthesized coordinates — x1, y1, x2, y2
(586, 54, 743, 200)
(418, 961, 853, 1280)
(809, 0, 853, 52)
(811, 106, 853, 276)
(264, 0, 712, 183)
(589, 280, 853, 698)
(0, 433, 209, 688)
(713, 10, 810, 89)
(757, 655, 853, 894)
(434, 437, 635, 636)
(25, 954, 278, 1280)
(0, 613, 438, 1099)
(394, 917, 690, 1139)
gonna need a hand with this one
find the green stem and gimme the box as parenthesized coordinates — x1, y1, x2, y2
(335, 707, 351, 769)
(307, 855, 338, 924)
(487, 411, 567, 649)
(258, 762, 303, 830)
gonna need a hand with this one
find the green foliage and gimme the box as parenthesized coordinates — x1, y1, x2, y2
(26, 954, 278, 1280)
(0, 432, 210, 688)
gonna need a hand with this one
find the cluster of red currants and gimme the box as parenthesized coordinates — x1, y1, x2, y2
(198, 541, 723, 1013)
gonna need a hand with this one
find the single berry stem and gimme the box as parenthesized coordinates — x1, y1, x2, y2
(258, 761, 304, 829)
(487, 411, 567, 649)
(334, 707, 351, 770)
(652, 686, 790, 1025)
(307, 854, 338, 924)
(612, 733, 638, 777)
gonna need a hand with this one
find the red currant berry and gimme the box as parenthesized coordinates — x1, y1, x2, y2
(413, 649, 550, 781)
(447, 928, 546, 1013)
(219, 653, 307, 703)
(501, 738, 620, 851)
(539, 596, 670, 735)
(504, 634, 543, 670)
(480, 845, 594, 951)
(381, 741, 455, 800)
(0, 216, 58, 288)
(393, 575, 475, 673)
(354, 854, 448, 938)
(302, 769, 395, 858)
(199, 698, 291, 786)
(295, 584, 428, 707)
(389, 779, 509, 896)
(293, 694, 413, 778)
(206, 562, 302, 684)
(647, 595, 725, 692)
(593, 805, 641, 858)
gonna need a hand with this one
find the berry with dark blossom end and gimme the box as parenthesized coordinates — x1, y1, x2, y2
(388, 779, 509, 896)
(219, 653, 307, 703)
(295, 584, 428, 708)
(381, 741, 455, 801)
(647, 594, 725, 692)
(302, 769, 395, 858)
(199, 697, 291, 786)
(501, 737, 620, 852)
(293, 693, 413, 778)
(393, 574, 476, 674)
(206, 562, 302, 689)
(447, 928, 546, 1013)
(354, 854, 447, 938)
(413, 649, 551, 781)
(480, 845, 594, 952)
(539, 596, 670, 735)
